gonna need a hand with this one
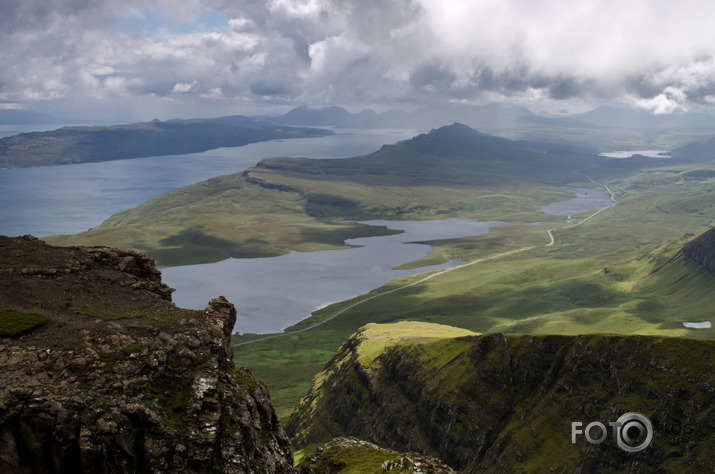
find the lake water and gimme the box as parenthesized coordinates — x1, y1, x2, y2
(162, 218, 507, 334)
(0, 126, 614, 335)
(536, 187, 613, 216)
(0, 128, 418, 237)
(163, 186, 613, 335)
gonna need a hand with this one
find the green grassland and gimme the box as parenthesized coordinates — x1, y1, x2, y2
(41, 124, 715, 421)
(287, 322, 715, 472)
(233, 162, 715, 421)
(45, 127, 615, 266)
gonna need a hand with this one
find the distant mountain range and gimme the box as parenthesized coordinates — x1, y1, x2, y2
(6, 103, 715, 162)
(269, 103, 554, 130)
(572, 105, 715, 130)
(269, 103, 715, 132)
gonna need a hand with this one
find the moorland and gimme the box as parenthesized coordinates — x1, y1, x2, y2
(40, 119, 715, 423)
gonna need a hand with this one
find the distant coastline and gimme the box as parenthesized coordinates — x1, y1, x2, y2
(0, 116, 331, 168)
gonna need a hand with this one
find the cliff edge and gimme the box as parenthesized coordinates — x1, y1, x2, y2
(0, 235, 292, 473)
(287, 321, 715, 473)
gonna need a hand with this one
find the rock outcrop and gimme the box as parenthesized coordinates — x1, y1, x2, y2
(295, 438, 455, 474)
(683, 226, 715, 273)
(287, 322, 715, 473)
(0, 236, 292, 473)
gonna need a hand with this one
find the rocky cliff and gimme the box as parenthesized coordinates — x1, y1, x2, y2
(0, 235, 292, 473)
(683, 226, 715, 273)
(286, 322, 715, 473)
(294, 438, 455, 474)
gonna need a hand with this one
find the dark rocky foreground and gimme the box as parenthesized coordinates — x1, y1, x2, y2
(0, 236, 292, 473)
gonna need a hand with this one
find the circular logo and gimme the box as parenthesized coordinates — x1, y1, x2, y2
(615, 412, 653, 453)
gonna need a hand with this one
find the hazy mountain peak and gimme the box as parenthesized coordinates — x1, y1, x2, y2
(423, 122, 509, 144)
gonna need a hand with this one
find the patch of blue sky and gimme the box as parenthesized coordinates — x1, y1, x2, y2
(105, 7, 229, 39)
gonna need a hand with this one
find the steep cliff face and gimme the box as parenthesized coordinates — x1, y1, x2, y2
(683, 226, 715, 273)
(286, 322, 715, 473)
(0, 236, 292, 473)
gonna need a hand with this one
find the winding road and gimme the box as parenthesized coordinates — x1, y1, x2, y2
(233, 175, 618, 348)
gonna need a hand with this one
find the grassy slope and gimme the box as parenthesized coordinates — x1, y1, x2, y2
(45, 130, 597, 266)
(233, 163, 715, 421)
(288, 322, 715, 472)
(46, 173, 407, 266)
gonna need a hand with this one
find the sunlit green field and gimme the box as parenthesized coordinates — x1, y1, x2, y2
(233, 164, 715, 420)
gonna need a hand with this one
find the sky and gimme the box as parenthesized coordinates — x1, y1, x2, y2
(3, 0, 715, 122)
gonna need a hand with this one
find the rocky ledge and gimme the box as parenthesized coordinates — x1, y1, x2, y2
(0, 236, 293, 473)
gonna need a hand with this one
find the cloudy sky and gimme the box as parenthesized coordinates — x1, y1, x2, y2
(3, 0, 715, 121)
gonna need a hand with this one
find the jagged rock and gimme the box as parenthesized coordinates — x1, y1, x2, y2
(295, 437, 455, 473)
(0, 236, 293, 473)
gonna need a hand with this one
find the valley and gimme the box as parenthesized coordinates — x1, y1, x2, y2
(229, 159, 715, 421)
(8, 3, 715, 471)
(34, 122, 715, 424)
(43, 123, 625, 266)
(3, 115, 714, 472)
